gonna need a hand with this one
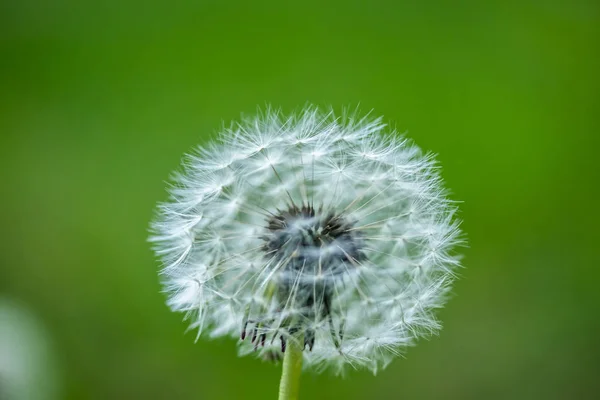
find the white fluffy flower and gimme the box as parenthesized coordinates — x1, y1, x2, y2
(150, 107, 463, 374)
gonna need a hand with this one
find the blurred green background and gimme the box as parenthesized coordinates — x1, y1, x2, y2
(1, 0, 598, 399)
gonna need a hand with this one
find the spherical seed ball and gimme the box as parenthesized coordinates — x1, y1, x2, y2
(150, 107, 463, 375)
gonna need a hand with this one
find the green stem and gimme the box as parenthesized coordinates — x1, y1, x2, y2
(278, 334, 304, 400)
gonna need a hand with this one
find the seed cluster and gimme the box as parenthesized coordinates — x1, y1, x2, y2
(150, 108, 463, 374)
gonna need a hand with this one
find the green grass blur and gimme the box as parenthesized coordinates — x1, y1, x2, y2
(1, 1, 598, 399)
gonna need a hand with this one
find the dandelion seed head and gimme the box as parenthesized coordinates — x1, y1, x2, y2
(150, 106, 463, 374)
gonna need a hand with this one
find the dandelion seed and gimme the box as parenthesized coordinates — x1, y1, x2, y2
(150, 106, 463, 396)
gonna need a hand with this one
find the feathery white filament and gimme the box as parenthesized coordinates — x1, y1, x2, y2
(150, 107, 462, 375)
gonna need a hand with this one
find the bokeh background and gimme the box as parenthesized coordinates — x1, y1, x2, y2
(1, 0, 599, 399)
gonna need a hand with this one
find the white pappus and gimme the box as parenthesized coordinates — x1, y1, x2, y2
(150, 106, 463, 375)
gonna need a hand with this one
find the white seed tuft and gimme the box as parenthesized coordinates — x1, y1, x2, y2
(150, 106, 463, 374)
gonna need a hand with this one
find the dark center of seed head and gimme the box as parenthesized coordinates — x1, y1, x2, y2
(241, 204, 365, 353)
(262, 204, 365, 278)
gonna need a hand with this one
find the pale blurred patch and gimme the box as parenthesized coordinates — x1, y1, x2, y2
(0, 299, 61, 400)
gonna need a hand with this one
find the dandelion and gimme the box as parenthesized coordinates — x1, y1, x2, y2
(150, 106, 463, 399)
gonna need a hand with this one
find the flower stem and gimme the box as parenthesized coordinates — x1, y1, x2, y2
(278, 334, 303, 400)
